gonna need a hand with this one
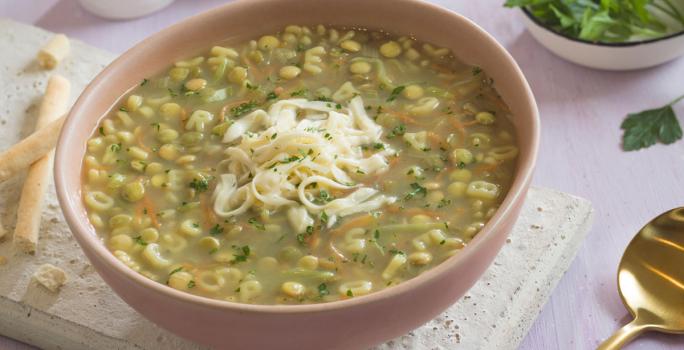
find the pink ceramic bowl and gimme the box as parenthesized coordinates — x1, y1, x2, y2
(54, 0, 539, 348)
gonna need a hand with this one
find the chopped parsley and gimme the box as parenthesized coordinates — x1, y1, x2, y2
(232, 245, 251, 263)
(314, 96, 333, 102)
(231, 101, 257, 117)
(134, 236, 148, 246)
(266, 91, 278, 101)
(313, 190, 333, 204)
(98, 127, 105, 136)
(187, 280, 196, 288)
(140, 78, 149, 86)
(346, 289, 354, 297)
(150, 122, 160, 131)
(246, 82, 259, 90)
(209, 224, 224, 235)
(372, 143, 385, 150)
(387, 124, 406, 138)
(189, 177, 209, 193)
(109, 143, 122, 152)
(387, 86, 405, 102)
(318, 283, 330, 297)
(271, 133, 278, 140)
(296, 233, 306, 245)
(119, 107, 128, 112)
(389, 248, 405, 255)
(404, 183, 427, 200)
(472, 66, 482, 75)
(290, 89, 308, 97)
(335, 103, 342, 109)
(320, 211, 329, 224)
(169, 266, 183, 275)
(437, 198, 452, 208)
(247, 217, 265, 230)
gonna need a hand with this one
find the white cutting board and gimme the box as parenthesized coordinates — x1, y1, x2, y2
(0, 18, 593, 350)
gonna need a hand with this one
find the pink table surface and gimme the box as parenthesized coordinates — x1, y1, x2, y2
(2, 1, 684, 349)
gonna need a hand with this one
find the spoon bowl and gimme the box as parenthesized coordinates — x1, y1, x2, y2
(598, 207, 684, 349)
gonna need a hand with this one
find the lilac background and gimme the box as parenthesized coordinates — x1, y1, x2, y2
(2, 0, 684, 349)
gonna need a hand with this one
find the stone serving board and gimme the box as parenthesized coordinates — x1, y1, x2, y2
(0, 19, 594, 350)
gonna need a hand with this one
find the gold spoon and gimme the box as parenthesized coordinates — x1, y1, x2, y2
(597, 207, 684, 350)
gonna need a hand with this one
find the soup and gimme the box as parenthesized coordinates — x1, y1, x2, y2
(81, 25, 518, 304)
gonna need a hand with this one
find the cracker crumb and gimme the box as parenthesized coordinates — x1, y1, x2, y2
(33, 263, 67, 292)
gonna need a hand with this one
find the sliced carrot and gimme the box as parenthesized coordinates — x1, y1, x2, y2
(330, 214, 374, 236)
(385, 108, 418, 125)
(142, 194, 160, 228)
(134, 128, 152, 153)
(200, 193, 217, 229)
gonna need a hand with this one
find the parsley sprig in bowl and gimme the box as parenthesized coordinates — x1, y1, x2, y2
(506, 0, 684, 70)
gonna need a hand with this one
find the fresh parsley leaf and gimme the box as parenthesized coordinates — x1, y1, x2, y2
(621, 95, 683, 151)
(387, 86, 405, 102)
(266, 91, 278, 101)
(320, 211, 329, 224)
(140, 78, 149, 86)
(346, 289, 354, 297)
(187, 280, 196, 288)
(296, 233, 306, 245)
(313, 190, 334, 205)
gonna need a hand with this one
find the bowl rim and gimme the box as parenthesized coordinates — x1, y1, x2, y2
(55, 0, 539, 314)
(521, 7, 684, 47)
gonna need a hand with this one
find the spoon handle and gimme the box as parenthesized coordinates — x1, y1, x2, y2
(597, 319, 649, 350)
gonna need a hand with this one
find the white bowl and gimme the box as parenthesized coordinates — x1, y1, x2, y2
(521, 8, 684, 70)
(78, 0, 175, 20)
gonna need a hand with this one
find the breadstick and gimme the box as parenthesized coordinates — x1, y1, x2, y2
(14, 75, 71, 254)
(37, 34, 70, 70)
(0, 114, 66, 183)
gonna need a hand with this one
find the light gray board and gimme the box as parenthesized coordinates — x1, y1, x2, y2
(0, 18, 593, 350)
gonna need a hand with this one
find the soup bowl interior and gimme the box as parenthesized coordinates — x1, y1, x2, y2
(54, 0, 539, 348)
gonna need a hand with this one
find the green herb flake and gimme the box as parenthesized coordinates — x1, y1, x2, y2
(134, 236, 148, 246)
(389, 248, 405, 255)
(187, 280, 196, 288)
(320, 211, 329, 224)
(189, 177, 209, 193)
(346, 289, 354, 297)
(231, 101, 258, 117)
(296, 233, 306, 245)
(290, 89, 308, 97)
(387, 124, 406, 138)
(318, 283, 330, 297)
(404, 182, 427, 200)
(140, 78, 149, 86)
(209, 224, 224, 235)
(472, 66, 482, 75)
(387, 86, 405, 102)
(232, 245, 251, 263)
(98, 127, 105, 136)
(266, 91, 278, 101)
(247, 217, 265, 230)
(169, 267, 183, 275)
